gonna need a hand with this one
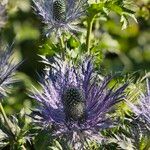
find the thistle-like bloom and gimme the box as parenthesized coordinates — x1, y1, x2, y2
(31, 57, 128, 149)
(0, 3, 7, 29)
(127, 80, 150, 128)
(0, 45, 19, 98)
(33, 0, 88, 36)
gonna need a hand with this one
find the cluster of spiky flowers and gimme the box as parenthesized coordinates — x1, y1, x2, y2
(30, 56, 128, 149)
(0, 45, 19, 98)
(32, 0, 88, 36)
(127, 80, 150, 130)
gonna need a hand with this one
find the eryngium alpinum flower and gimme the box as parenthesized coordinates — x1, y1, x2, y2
(0, 3, 7, 29)
(127, 80, 150, 129)
(0, 45, 19, 98)
(33, 0, 88, 36)
(30, 57, 128, 149)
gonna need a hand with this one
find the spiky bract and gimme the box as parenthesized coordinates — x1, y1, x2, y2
(127, 80, 150, 129)
(32, 0, 88, 36)
(0, 45, 19, 98)
(30, 56, 128, 149)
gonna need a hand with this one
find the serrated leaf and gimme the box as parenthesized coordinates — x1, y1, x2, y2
(123, 13, 138, 23)
(103, 7, 110, 15)
(109, 4, 123, 15)
(120, 15, 129, 30)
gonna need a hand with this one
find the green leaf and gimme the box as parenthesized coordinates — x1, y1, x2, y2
(123, 12, 137, 23)
(54, 140, 63, 150)
(120, 15, 129, 30)
(88, 3, 105, 17)
(49, 140, 63, 150)
(139, 136, 150, 150)
(109, 4, 123, 15)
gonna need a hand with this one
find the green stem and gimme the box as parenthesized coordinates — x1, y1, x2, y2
(86, 17, 94, 55)
(22, 145, 26, 150)
(59, 35, 65, 60)
(0, 102, 14, 136)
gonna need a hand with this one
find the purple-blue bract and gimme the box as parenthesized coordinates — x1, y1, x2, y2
(0, 45, 19, 98)
(32, 0, 88, 36)
(127, 80, 150, 127)
(31, 56, 128, 148)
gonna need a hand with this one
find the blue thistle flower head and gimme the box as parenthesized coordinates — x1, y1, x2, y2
(32, 0, 88, 37)
(30, 57, 128, 148)
(127, 80, 150, 128)
(0, 45, 19, 98)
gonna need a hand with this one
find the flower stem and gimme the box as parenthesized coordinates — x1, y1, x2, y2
(86, 17, 94, 55)
(59, 35, 65, 60)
